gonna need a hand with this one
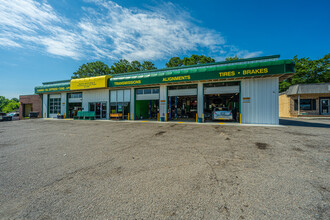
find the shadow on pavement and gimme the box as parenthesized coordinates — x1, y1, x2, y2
(280, 119, 330, 128)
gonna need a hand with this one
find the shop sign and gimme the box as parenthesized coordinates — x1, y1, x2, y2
(243, 97, 251, 103)
(109, 60, 293, 87)
(70, 75, 111, 90)
(162, 75, 190, 82)
(118, 104, 123, 112)
(35, 86, 70, 93)
(114, 80, 141, 86)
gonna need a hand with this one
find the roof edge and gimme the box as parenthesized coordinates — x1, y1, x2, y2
(111, 55, 281, 77)
(42, 79, 71, 85)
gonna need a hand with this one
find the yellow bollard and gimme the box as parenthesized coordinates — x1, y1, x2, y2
(196, 113, 198, 123)
(157, 113, 159, 121)
(202, 113, 204, 123)
(128, 113, 130, 120)
(240, 113, 242, 124)
(107, 113, 109, 120)
(165, 113, 167, 122)
(63, 113, 65, 119)
(44, 113, 46, 118)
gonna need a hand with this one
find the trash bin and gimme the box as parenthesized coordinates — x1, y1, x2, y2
(29, 112, 39, 118)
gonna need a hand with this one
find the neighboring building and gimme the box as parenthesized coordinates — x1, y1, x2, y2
(279, 83, 330, 117)
(19, 94, 43, 120)
(32, 55, 295, 125)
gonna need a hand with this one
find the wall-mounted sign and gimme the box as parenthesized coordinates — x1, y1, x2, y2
(113, 80, 141, 86)
(109, 60, 293, 87)
(243, 97, 251, 103)
(35, 85, 70, 94)
(162, 75, 190, 82)
(70, 75, 111, 90)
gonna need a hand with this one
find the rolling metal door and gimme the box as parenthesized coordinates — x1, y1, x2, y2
(204, 86, 239, 95)
(136, 94, 159, 100)
(168, 88, 197, 96)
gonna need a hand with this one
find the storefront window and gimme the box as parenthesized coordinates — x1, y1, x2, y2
(144, 89, 151, 94)
(136, 89, 143, 94)
(136, 88, 159, 94)
(68, 93, 82, 98)
(110, 102, 130, 119)
(110, 104, 117, 114)
(294, 99, 316, 110)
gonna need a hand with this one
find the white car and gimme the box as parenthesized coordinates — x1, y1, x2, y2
(7, 112, 19, 120)
(212, 107, 233, 121)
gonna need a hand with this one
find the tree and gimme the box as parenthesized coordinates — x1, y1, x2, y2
(0, 96, 9, 112)
(141, 61, 156, 71)
(11, 98, 19, 102)
(225, 55, 239, 61)
(110, 59, 133, 74)
(0, 96, 19, 113)
(279, 54, 330, 92)
(165, 55, 215, 67)
(72, 61, 111, 79)
(2, 100, 19, 113)
(166, 57, 182, 67)
(110, 60, 157, 74)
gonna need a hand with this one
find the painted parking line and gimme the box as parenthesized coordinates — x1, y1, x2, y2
(177, 122, 185, 124)
(218, 123, 225, 125)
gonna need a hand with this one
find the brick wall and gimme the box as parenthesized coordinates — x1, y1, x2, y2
(279, 94, 291, 117)
(19, 94, 43, 120)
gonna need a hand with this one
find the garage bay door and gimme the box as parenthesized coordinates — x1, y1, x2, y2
(168, 85, 197, 97)
(136, 88, 159, 101)
(204, 85, 239, 95)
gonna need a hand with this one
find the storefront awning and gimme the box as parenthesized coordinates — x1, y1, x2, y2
(109, 59, 294, 87)
(35, 82, 71, 94)
(70, 75, 111, 90)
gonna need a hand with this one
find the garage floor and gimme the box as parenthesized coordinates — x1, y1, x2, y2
(0, 119, 329, 219)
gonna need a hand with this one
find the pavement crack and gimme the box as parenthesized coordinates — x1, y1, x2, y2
(42, 158, 114, 188)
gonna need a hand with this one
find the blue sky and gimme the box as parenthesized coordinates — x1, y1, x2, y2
(0, 0, 329, 98)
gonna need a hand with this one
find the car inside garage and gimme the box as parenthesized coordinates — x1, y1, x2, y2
(203, 82, 240, 122)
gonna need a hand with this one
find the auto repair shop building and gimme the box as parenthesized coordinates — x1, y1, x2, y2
(34, 55, 295, 125)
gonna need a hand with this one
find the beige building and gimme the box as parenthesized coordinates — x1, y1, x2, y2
(279, 83, 330, 117)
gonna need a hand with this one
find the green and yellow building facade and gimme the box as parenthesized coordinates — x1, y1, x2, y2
(35, 55, 295, 124)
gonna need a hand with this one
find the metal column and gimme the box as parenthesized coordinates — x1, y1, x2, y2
(197, 82, 204, 122)
(130, 88, 135, 120)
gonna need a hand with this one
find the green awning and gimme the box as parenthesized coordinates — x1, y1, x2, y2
(109, 59, 294, 87)
(35, 82, 71, 94)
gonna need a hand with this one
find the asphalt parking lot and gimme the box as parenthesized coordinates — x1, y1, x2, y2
(0, 119, 329, 219)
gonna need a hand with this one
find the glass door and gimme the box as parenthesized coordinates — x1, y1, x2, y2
(123, 102, 130, 120)
(94, 103, 101, 119)
(89, 102, 107, 119)
(320, 99, 330, 115)
(101, 103, 107, 119)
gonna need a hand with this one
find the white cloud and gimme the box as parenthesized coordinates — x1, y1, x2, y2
(0, 0, 262, 61)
